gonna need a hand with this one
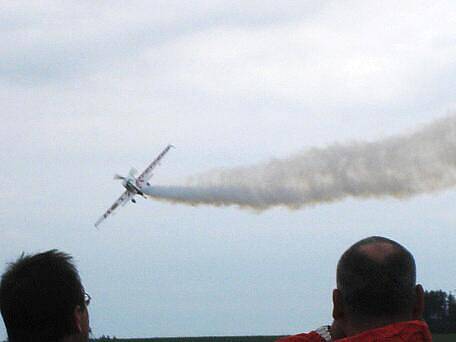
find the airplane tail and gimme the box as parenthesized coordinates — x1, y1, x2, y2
(129, 168, 137, 177)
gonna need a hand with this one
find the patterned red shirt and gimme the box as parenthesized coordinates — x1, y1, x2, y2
(277, 320, 432, 342)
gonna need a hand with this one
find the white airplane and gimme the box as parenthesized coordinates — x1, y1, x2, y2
(94, 144, 174, 228)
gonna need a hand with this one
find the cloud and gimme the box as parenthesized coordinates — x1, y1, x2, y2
(138, 1, 456, 109)
(0, 1, 324, 84)
(3, 0, 455, 94)
(2, 0, 456, 178)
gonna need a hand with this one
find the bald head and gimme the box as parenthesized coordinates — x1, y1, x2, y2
(336, 236, 417, 322)
(358, 242, 397, 261)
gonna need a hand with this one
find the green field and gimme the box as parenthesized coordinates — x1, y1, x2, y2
(92, 337, 281, 342)
(92, 337, 282, 342)
(92, 334, 456, 341)
(433, 334, 456, 342)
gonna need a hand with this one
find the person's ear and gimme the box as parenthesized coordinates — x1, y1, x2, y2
(332, 289, 345, 320)
(413, 284, 425, 320)
(73, 305, 84, 332)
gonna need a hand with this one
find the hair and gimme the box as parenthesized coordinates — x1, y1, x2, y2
(0, 250, 85, 342)
(336, 236, 417, 322)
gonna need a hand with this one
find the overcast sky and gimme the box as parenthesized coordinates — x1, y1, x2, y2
(1, 1, 456, 339)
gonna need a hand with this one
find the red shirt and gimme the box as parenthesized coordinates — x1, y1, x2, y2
(277, 320, 432, 341)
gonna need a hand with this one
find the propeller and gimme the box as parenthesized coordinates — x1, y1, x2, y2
(114, 168, 137, 181)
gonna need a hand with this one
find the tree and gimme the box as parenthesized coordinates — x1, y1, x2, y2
(424, 290, 456, 333)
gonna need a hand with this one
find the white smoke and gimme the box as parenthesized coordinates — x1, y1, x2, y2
(143, 115, 456, 210)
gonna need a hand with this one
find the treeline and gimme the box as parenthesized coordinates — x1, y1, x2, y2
(91, 336, 117, 342)
(90, 290, 456, 340)
(424, 290, 456, 333)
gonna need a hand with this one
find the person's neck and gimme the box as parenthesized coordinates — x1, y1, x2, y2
(62, 334, 85, 342)
(345, 315, 412, 336)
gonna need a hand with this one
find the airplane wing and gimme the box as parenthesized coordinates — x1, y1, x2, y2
(136, 144, 174, 184)
(94, 190, 134, 228)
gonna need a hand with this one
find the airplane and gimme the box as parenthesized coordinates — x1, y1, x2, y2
(94, 144, 174, 228)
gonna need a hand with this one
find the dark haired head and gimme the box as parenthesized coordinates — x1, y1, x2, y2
(0, 250, 86, 342)
(336, 236, 417, 323)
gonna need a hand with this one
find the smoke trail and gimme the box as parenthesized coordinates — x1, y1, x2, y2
(143, 115, 456, 210)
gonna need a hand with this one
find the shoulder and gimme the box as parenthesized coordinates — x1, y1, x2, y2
(276, 331, 326, 342)
(336, 320, 432, 342)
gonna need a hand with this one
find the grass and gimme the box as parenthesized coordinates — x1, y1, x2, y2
(92, 338, 283, 342)
(433, 334, 456, 342)
(92, 334, 456, 341)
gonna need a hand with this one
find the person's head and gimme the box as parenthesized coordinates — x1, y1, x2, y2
(0, 250, 90, 342)
(332, 236, 424, 335)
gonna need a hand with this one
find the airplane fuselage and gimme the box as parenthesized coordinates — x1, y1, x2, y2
(95, 144, 173, 228)
(124, 179, 145, 197)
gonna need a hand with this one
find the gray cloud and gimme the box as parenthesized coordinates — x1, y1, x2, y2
(0, 1, 325, 84)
